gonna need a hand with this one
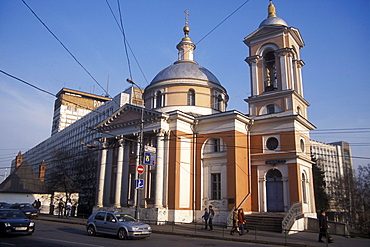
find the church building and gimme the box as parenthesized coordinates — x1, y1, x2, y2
(93, 1, 317, 225)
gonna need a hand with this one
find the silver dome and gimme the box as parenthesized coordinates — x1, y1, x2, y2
(259, 17, 288, 28)
(150, 61, 220, 85)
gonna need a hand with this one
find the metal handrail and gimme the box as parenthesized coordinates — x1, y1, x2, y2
(282, 202, 303, 231)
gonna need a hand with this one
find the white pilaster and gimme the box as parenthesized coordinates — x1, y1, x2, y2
(155, 131, 165, 207)
(282, 177, 289, 212)
(278, 52, 288, 90)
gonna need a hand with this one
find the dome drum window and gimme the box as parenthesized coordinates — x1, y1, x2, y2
(154, 91, 165, 108)
(187, 89, 195, 106)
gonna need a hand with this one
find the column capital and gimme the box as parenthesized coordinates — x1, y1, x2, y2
(295, 59, 305, 68)
(245, 55, 260, 65)
(153, 128, 170, 136)
(98, 138, 108, 149)
(275, 48, 294, 57)
(115, 135, 126, 146)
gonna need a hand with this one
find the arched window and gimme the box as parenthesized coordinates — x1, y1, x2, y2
(205, 137, 225, 153)
(215, 94, 223, 111)
(187, 89, 195, 106)
(155, 91, 163, 108)
(264, 51, 277, 92)
(302, 173, 307, 203)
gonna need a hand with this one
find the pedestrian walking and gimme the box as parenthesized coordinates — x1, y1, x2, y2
(230, 209, 240, 236)
(238, 208, 247, 235)
(71, 202, 77, 217)
(318, 210, 332, 243)
(208, 205, 215, 230)
(57, 199, 64, 218)
(66, 199, 72, 218)
(201, 208, 209, 230)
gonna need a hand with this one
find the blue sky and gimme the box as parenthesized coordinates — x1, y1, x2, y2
(0, 0, 369, 179)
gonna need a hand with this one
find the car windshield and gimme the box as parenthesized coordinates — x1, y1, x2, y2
(0, 210, 26, 219)
(115, 214, 136, 222)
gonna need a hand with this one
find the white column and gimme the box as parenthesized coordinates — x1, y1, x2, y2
(122, 141, 130, 206)
(114, 137, 125, 207)
(155, 131, 165, 207)
(97, 139, 108, 207)
(246, 56, 260, 96)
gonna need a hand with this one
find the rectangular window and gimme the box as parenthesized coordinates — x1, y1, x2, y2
(211, 173, 221, 200)
(267, 104, 275, 114)
(213, 139, 220, 152)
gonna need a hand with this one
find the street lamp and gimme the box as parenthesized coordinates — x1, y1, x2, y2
(126, 78, 144, 219)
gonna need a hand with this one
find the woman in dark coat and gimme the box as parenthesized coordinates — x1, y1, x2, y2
(230, 209, 240, 235)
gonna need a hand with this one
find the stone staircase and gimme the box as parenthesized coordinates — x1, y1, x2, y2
(245, 213, 286, 233)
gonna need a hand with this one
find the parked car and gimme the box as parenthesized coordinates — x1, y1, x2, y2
(86, 211, 151, 240)
(0, 202, 11, 208)
(10, 203, 39, 218)
(0, 209, 35, 236)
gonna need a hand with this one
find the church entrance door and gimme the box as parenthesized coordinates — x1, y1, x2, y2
(266, 169, 284, 212)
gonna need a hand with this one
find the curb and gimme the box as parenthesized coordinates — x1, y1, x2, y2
(37, 217, 313, 247)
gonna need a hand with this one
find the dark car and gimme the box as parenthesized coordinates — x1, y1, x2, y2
(10, 203, 39, 218)
(0, 209, 35, 236)
(86, 211, 151, 240)
(0, 202, 11, 208)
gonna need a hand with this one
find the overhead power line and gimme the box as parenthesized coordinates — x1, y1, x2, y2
(0, 69, 110, 118)
(105, 0, 149, 85)
(21, 0, 108, 98)
(196, 0, 251, 45)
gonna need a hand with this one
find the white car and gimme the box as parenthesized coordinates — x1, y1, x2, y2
(86, 211, 151, 240)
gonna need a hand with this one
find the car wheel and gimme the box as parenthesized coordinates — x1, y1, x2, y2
(87, 225, 96, 236)
(118, 228, 128, 240)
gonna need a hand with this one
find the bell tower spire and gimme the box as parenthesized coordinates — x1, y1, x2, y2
(176, 10, 196, 63)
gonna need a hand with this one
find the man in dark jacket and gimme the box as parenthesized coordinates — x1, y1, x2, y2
(318, 210, 331, 243)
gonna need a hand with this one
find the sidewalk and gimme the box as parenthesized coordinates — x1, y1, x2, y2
(36, 214, 369, 247)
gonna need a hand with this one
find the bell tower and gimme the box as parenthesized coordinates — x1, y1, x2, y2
(244, 0, 307, 118)
(244, 1, 316, 215)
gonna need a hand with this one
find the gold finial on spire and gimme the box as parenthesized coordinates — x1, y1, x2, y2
(268, 0, 277, 18)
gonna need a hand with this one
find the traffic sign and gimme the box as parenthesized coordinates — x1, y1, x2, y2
(137, 164, 145, 174)
(135, 179, 144, 189)
(144, 152, 156, 165)
(144, 152, 151, 165)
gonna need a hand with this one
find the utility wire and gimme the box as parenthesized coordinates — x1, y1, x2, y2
(105, 0, 149, 85)
(21, 0, 109, 98)
(0, 69, 55, 97)
(196, 0, 251, 45)
(0, 69, 111, 118)
(116, 0, 133, 81)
